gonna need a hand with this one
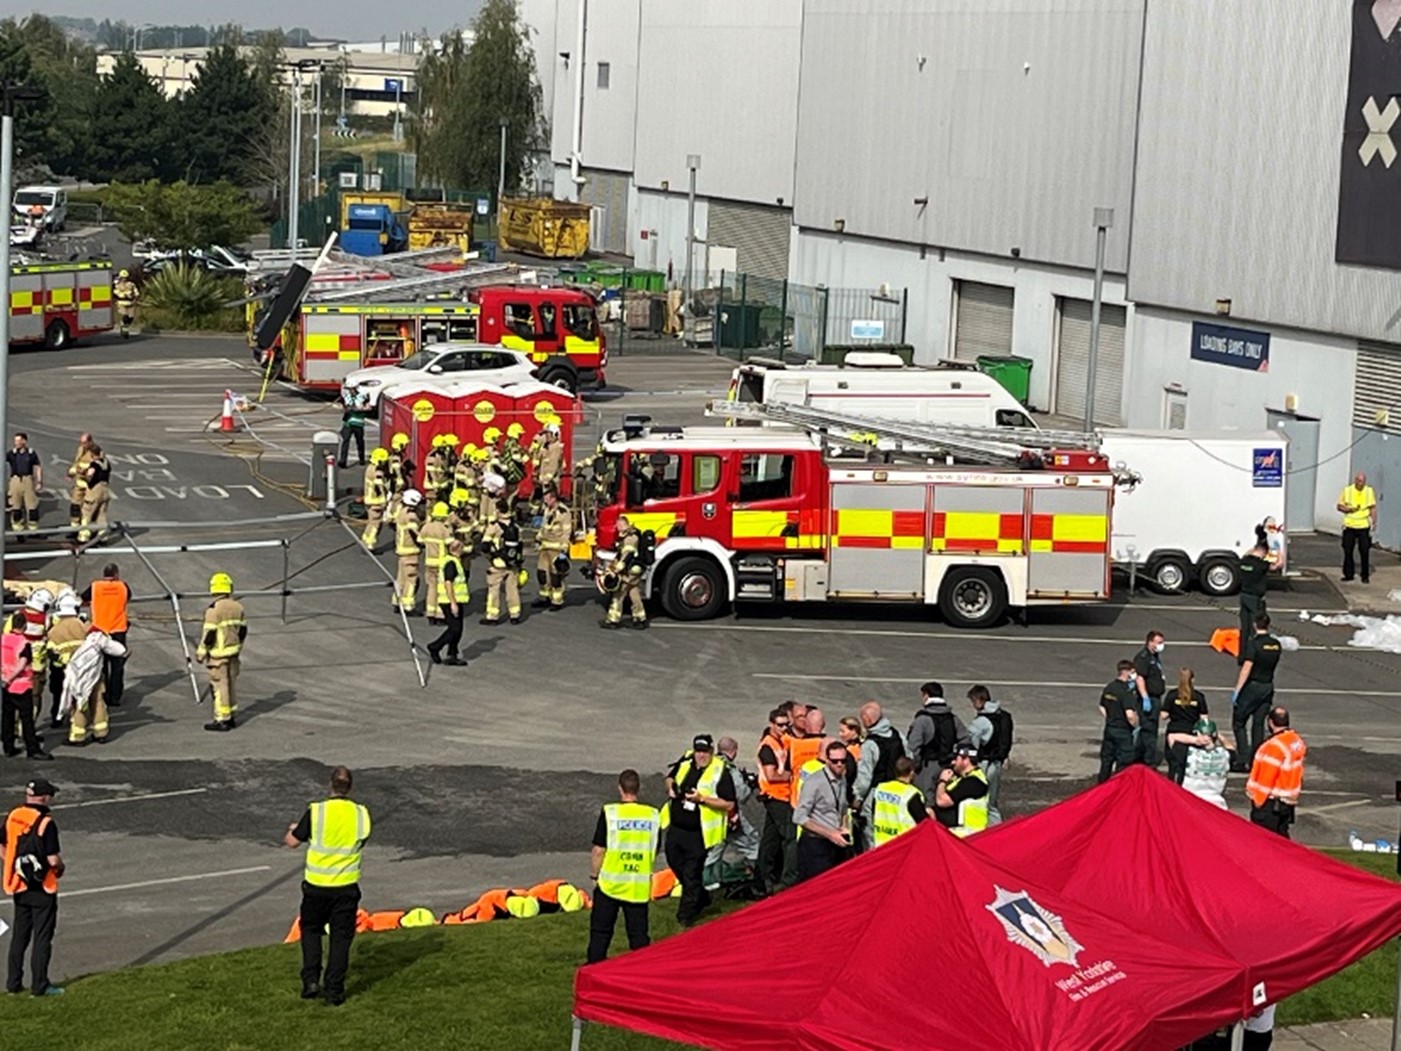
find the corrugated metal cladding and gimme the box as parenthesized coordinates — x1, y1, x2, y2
(1128, 1, 1401, 342)
(578, 169, 631, 254)
(1354, 341, 1401, 429)
(706, 201, 792, 280)
(1055, 298, 1125, 425)
(547, 0, 641, 172)
(953, 282, 1014, 361)
(793, 0, 1143, 272)
(632, 0, 802, 205)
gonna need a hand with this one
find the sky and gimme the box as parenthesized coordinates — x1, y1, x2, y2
(0, 1, 475, 41)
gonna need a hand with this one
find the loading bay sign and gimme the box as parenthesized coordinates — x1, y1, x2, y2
(1191, 321, 1271, 372)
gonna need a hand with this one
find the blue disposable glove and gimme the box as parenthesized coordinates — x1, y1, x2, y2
(1230, 690, 1239, 706)
(1141, 696, 1152, 713)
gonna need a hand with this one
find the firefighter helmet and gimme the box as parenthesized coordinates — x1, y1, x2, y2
(471, 447, 491, 463)
(482, 426, 502, 444)
(118, 269, 130, 279)
(24, 587, 54, 614)
(441, 433, 459, 447)
(431, 501, 450, 520)
(402, 489, 424, 508)
(56, 593, 81, 617)
(209, 572, 234, 595)
(460, 441, 478, 457)
(370, 448, 390, 464)
(391, 432, 410, 451)
(506, 422, 525, 439)
(449, 487, 470, 508)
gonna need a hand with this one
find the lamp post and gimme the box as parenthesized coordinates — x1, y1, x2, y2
(684, 154, 701, 310)
(287, 66, 302, 252)
(1085, 207, 1114, 433)
(0, 81, 46, 585)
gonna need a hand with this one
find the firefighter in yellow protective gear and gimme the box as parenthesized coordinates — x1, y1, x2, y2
(419, 501, 453, 622)
(114, 269, 140, 338)
(532, 486, 572, 611)
(66, 432, 94, 528)
(361, 449, 390, 547)
(388, 432, 413, 495)
(499, 422, 529, 509)
(453, 443, 480, 503)
(479, 500, 523, 625)
(448, 485, 479, 546)
(77, 443, 112, 543)
(603, 515, 648, 629)
(529, 419, 566, 516)
(394, 490, 424, 614)
(198, 572, 246, 732)
(45, 593, 86, 728)
(423, 435, 452, 502)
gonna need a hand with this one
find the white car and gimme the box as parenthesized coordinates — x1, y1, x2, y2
(342, 344, 538, 409)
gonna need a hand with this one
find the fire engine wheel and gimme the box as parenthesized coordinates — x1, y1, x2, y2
(661, 557, 726, 621)
(938, 567, 1007, 629)
(1198, 556, 1240, 597)
(44, 320, 71, 350)
(538, 366, 579, 394)
(1148, 556, 1191, 594)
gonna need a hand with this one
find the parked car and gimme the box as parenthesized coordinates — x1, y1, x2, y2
(12, 186, 67, 232)
(142, 245, 252, 275)
(342, 344, 538, 410)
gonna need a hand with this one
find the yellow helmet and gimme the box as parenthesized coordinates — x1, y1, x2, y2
(506, 422, 525, 439)
(482, 426, 501, 444)
(430, 434, 446, 449)
(544, 413, 562, 427)
(370, 448, 390, 464)
(449, 487, 470, 508)
(460, 441, 478, 457)
(471, 447, 490, 463)
(441, 433, 458, 447)
(391, 432, 410, 451)
(431, 501, 450, 520)
(209, 572, 234, 595)
(118, 268, 130, 279)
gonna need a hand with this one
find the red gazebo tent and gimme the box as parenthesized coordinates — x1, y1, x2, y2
(574, 815, 1248, 1051)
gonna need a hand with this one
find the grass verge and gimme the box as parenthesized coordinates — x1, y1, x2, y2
(0, 850, 1393, 1048)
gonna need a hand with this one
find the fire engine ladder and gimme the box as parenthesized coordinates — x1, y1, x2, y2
(707, 399, 1103, 468)
(305, 261, 519, 303)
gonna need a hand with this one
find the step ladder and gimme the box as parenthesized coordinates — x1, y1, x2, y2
(706, 398, 1105, 469)
(305, 262, 519, 303)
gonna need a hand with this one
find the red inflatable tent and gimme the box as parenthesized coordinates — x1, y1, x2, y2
(574, 818, 1247, 1051)
(975, 766, 1401, 1014)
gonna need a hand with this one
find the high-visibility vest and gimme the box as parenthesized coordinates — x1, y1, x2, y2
(871, 779, 923, 846)
(437, 555, 469, 606)
(792, 758, 828, 838)
(787, 736, 823, 801)
(89, 579, 130, 634)
(304, 797, 371, 888)
(21, 610, 47, 673)
(202, 597, 245, 659)
(395, 517, 421, 557)
(946, 768, 989, 837)
(756, 731, 792, 803)
(660, 758, 728, 849)
(1340, 485, 1376, 530)
(1246, 729, 1307, 807)
(3, 805, 58, 895)
(598, 801, 660, 903)
(2, 632, 33, 694)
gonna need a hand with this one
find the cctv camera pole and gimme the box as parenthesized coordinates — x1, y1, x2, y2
(1084, 207, 1114, 433)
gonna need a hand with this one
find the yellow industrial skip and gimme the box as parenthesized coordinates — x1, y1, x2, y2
(498, 197, 591, 259)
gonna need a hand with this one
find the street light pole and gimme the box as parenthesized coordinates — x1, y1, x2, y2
(684, 153, 700, 311)
(497, 120, 508, 209)
(287, 68, 302, 252)
(1085, 207, 1114, 433)
(312, 71, 322, 199)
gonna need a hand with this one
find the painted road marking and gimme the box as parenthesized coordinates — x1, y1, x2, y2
(0, 866, 273, 904)
(657, 622, 1343, 653)
(1307, 799, 1380, 814)
(750, 672, 1401, 698)
(54, 787, 207, 810)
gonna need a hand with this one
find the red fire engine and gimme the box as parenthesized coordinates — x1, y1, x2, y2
(590, 405, 1121, 628)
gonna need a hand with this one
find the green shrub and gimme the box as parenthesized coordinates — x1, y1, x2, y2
(140, 264, 244, 332)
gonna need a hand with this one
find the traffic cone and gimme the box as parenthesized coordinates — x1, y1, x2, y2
(219, 389, 238, 433)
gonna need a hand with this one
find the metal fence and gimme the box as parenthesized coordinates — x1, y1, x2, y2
(556, 265, 909, 362)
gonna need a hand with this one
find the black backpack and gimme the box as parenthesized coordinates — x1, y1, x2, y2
(979, 709, 1015, 763)
(637, 530, 657, 567)
(11, 813, 50, 892)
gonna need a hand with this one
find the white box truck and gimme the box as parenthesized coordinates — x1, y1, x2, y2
(727, 353, 1040, 429)
(1097, 430, 1288, 595)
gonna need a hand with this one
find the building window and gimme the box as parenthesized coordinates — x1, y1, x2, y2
(596, 62, 610, 90)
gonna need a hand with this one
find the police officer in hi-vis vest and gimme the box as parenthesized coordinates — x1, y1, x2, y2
(285, 766, 372, 1006)
(586, 768, 659, 963)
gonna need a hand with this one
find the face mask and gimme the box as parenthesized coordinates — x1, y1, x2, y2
(1155, 643, 1166, 654)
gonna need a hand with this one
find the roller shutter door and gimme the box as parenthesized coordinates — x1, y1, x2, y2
(706, 200, 791, 281)
(1354, 341, 1401, 428)
(1055, 297, 1126, 426)
(577, 169, 629, 255)
(953, 282, 1014, 362)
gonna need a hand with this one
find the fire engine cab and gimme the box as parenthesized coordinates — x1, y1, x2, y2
(591, 405, 1121, 628)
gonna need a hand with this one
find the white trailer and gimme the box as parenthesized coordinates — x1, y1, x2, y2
(1097, 429, 1288, 595)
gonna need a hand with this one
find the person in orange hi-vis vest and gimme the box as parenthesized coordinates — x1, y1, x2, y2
(4, 777, 65, 995)
(82, 564, 132, 708)
(1245, 706, 1306, 839)
(755, 707, 796, 895)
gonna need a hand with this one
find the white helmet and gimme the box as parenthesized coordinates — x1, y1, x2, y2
(56, 594, 81, 617)
(55, 585, 78, 606)
(402, 488, 424, 508)
(483, 471, 506, 493)
(24, 587, 54, 613)
(544, 422, 561, 435)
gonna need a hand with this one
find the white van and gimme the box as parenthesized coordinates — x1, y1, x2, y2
(728, 353, 1039, 429)
(13, 186, 68, 232)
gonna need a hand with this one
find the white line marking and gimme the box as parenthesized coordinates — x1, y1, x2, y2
(749, 672, 1401, 698)
(0, 865, 273, 903)
(654, 622, 1340, 652)
(1307, 799, 1378, 814)
(54, 787, 207, 810)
